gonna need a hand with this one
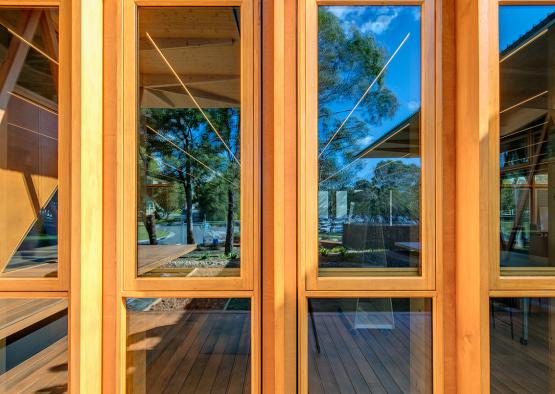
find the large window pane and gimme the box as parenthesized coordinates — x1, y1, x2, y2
(499, 6, 555, 274)
(317, 6, 422, 277)
(490, 298, 555, 393)
(308, 298, 432, 393)
(0, 9, 59, 278)
(136, 7, 242, 278)
(0, 298, 68, 393)
(126, 298, 251, 393)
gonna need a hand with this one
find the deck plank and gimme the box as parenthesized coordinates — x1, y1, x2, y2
(0, 298, 67, 339)
(148, 313, 209, 393)
(162, 313, 218, 393)
(328, 313, 389, 393)
(210, 314, 245, 393)
(314, 312, 356, 394)
(228, 314, 251, 394)
(0, 337, 67, 393)
(137, 244, 196, 275)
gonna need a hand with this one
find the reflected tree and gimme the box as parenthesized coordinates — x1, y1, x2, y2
(318, 8, 399, 187)
(206, 108, 240, 255)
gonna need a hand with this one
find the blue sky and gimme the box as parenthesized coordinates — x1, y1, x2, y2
(499, 5, 555, 52)
(319, 6, 421, 183)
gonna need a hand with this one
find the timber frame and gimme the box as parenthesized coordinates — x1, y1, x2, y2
(4, 0, 555, 392)
(297, 0, 450, 392)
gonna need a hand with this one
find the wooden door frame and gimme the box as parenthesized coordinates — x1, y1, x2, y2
(261, 0, 298, 392)
(104, 0, 261, 392)
(299, 0, 437, 293)
(296, 0, 455, 392)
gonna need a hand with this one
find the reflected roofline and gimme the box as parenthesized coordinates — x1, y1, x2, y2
(355, 110, 420, 159)
(500, 11, 555, 56)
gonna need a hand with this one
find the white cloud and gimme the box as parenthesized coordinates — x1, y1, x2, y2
(327, 6, 353, 19)
(358, 135, 374, 147)
(407, 101, 420, 111)
(360, 8, 399, 35)
(412, 8, 421, 21)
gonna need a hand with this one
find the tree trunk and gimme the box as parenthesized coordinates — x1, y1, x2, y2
(185, 161, 195, 244)
(141, 152, 157, 245)
(225, 187, 234, 255)
(144, 215, 158, 245)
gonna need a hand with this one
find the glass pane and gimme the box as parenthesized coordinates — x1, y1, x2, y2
(0, 8, 59, 278)
(0, 298, 68, 393)
(136, 7, 241, 278)
(317, 6, 422, 277)
(499, 6, 555, 275)
(490, 298, 555, 393)
(126, 298, 251, 393)
(308, 298, 432, 393)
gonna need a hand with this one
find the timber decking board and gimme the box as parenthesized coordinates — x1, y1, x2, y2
(490, 307, 553, 394)
(0, 337, 67, 394)
(127, 310, 251, 394)
(308, 312, 433, 394)
(0, 298, 67, 339)
(0, 261, 58, 278)
(137, 244, 196, 275)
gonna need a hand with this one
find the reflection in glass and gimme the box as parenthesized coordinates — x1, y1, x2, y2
(308, 298, 432, 393)
(317, 6, 422, 276)
(499, 6, 555, 274)
(126, 298, 251, 393)
(0, 9, 59, 278)
(490, 298, 555, 393)
(137, 7, 241, 278)
(0, 298, 68, 393)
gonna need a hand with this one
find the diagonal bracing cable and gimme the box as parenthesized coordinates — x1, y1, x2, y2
(145, 32, 240, 166)
(318, 32, 411, 159)
(145, 124, 235, 185)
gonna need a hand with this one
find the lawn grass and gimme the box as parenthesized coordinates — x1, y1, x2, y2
(137, 223, 170, 242)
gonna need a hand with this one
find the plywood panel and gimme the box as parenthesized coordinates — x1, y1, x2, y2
(0, 94, 58, 272)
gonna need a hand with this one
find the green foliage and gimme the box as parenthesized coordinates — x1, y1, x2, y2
(318, 8, 399, 187)
(198, 253, 209, 260)
(349, 160, 420, 221)
(138, 107, 240, 226)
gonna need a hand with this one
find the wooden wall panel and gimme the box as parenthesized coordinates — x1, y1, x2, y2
(70, 0, 104, 391)
(102, 0, 121, 392)
(262, 0, 297, 391)
(455, 0, 492, 390)
(438, 0, 457, 391)
(0, 96, 58, 271)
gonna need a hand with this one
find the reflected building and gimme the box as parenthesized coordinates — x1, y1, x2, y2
(499, 11, 555, 272)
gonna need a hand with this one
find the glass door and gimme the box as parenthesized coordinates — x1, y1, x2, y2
(120, 1, 260, 392)
(299, 0, 439, 391)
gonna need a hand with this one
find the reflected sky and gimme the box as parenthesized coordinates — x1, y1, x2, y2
(318, 6, 421, 185)
(499, 6, 555, 52)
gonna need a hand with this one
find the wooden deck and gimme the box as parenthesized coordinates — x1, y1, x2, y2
(127, 309, 251, 393)
(0, 298, 67, 338)
(0, 299, 68, 393)
(137, 244, 196, 275)
(308, 311, 432, 394)
(0, 338, 67, 393)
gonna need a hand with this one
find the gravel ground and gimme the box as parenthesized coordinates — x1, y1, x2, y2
(148, 298, 228, 311)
